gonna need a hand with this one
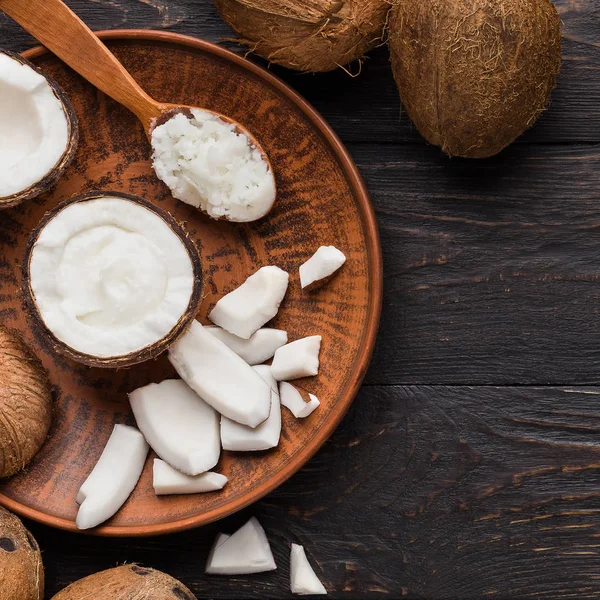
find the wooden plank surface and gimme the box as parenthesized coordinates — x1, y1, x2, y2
(1, 0, 600, 597)
(29, 385, 600, 598)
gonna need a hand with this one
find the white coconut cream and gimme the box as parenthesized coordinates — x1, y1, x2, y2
(28, 196, 195, 358)
(151, 109, 275, 222)
(0, 52, 70, 198)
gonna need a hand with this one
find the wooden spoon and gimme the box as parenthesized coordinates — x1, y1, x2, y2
(0, 0, 271, 160)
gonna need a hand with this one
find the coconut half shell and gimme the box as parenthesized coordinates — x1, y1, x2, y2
(0, 51, 78, 209)
(51, 564, 195, 600)
(0, 506, 44, 600)
(23, 191, 203, 369)
(213, 0, 391, 73)
(388, 0, 561, 158)
(0, 327, 52, 478)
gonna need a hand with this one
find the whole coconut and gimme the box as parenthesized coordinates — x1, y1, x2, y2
(213, 0, 391, 72)
(52, 565, 196, 600)
(0, 506, 44, 600)
(388, 0, 561, 158)
(0, 327, 52, 478)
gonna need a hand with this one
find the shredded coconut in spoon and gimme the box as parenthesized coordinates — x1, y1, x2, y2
(151, 109, 275, 222)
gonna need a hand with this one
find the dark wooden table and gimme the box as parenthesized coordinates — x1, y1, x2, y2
(2, 1, 600, 598)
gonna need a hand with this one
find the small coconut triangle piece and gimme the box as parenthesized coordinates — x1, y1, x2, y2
(206, 517, 277, 575)
(290, 544, 327, 595)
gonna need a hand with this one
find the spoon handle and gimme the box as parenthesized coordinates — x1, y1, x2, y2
(0, 0, 163, 129)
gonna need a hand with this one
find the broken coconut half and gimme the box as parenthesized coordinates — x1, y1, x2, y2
(0, 51, 78, 209)
(24, 191, 202, 368)
(168, 320, 271, 428)
(209, 266, 289, 339)
(206, 517, 277, 575)
(76, 424, 149, 530)
(153, 459, 227, 495)
(129, 379, 220, 476)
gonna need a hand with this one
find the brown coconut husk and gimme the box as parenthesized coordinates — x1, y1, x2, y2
(51, 564, 196, 600)
(0, 506, 44, 600)
(388, 0, 561, 158)
(0, 327, 52, 478)
(213, 0, 391, 73)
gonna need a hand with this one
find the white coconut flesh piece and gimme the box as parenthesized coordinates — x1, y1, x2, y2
(28, 196, 196, 359)
(151, 109, 276, 222)
(290, 544, 327, 595)
(271, 336, 322, 381)
(0, 52, 70, 199)
(76, 424, 149, 530)
(221, 365, 281, 451)
(279, 382, 320, 418)
(129, 379, 220, 476)
(209, 266, 289, 339)
(299, 246, 347, 291)
(168, 320, 271, 428)
(205, 517, 277, 575)
(205, 326, 287, 365)
(152, 459, 227, 495)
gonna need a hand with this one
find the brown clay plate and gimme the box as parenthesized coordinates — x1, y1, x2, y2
(0, 30, 382, 536)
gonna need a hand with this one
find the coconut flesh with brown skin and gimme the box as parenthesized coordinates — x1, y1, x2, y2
(388, 0, 561, 158)
(213, 0, 391, 72)
(51, 564, 196, 600)
(0, 327, 52, 479)
(0, 506, 44, 600)
(24, 191, 203, 369)
(0, 50, 78, 209)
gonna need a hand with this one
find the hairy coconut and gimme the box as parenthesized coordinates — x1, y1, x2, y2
(213, 0, 391, 72)
(388, 0, 561, 158)
(0, 327, 52, 478)
(51, 565, 196, 600)
(0, 506, 44, 600)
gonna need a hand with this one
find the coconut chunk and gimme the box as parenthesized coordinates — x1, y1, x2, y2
(221, 365, 281, 451)
(209, 266, 289, 339)
(205, 326, 287, 365)
(151, 109, 276, 223)
(280, 382, 320, 418)
(76, 424, 148, 530)
(271, 336, 322, 381)
(206, 517, 277, 575)
(168, 321, 271, 428)
(299, 246, 346, 291)
(290, 544, 327, 595)
(129, 379, 220, 476)
(0, 51, 75, 203)
(152, 459, 227, 495)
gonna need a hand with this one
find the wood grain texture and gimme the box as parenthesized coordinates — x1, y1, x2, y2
(360, 142, 600, 385)
(29, 385, 600, 598)
(0, 0, 599, 597)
